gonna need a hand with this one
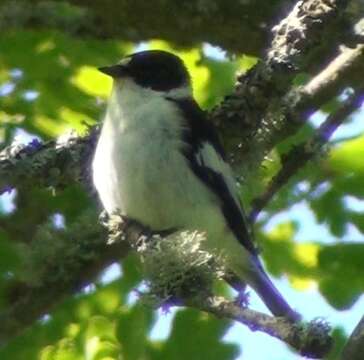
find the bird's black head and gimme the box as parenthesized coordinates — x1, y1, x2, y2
(99, 50, 190, 92)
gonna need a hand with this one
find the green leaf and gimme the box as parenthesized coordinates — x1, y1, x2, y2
(310, 188, 347, 237)
(40, 338, 81, 360)
(152, 308, 239, 360)
(84, 316, 120, 360)
(116, 304, 155, 360)
(325, 327, 347, 360)
(318, 243, 364, 309)
(0, 30, 132, 139)
(0, 231, 20, 272)
(329, 134, 364, 177)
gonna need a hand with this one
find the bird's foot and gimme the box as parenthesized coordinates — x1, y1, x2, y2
(160, 297, 183, 315)
(234, 289, 250, 308)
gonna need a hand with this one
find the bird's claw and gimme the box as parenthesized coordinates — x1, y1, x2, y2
(234, 290, 250, 308)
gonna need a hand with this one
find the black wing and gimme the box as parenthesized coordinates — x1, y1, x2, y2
(166, 97, 257, 256)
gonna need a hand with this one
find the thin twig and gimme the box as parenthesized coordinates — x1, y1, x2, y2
(249, 88, 364, 221)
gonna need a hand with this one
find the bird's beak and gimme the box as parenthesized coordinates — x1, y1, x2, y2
(98, 64, 127, 78)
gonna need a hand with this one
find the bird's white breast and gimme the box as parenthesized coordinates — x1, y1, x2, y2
(93, 81, 219, 232)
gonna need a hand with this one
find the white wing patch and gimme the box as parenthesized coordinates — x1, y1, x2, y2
(196, 142, 242, 210)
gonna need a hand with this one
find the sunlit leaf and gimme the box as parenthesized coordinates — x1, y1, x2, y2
(329, 134, 364, 175)
(71, 66, 112, 98)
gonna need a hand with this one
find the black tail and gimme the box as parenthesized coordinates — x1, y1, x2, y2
(250, 266, 301, 322)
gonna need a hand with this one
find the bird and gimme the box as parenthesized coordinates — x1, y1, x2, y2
(92, 50, 300, 322)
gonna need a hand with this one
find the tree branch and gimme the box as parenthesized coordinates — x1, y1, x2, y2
(302, 44, 364, 105)
(0, 130, 98, 195)
(340, 315, 364, 360)
(190, 295, 332, 359)
(0, 0, 347, 57)
(249, 86, 364, 220)
(1, 0, 362, 58)
(0, 211, 135, 345)
(262, 41, 364, 159)
(211, 0, 351, 168)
